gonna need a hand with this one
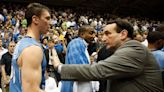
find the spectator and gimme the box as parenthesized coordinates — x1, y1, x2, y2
(0, 38, 8, 89)
(45, 68, 60, 92)
(0, 41, 15, 92)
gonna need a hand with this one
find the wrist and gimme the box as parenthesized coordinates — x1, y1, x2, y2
(55, 63, 63, 73)
(3, 77, 7, 81)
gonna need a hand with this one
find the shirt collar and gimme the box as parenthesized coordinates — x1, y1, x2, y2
(82, 39, 88, 47)
(78, 37, 88, 47)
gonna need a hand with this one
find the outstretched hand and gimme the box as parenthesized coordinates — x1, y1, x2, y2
(53, 57, 62, 69)
(51, 48, 62, 69)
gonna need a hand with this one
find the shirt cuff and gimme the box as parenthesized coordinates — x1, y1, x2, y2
(57, 64, 63, 73)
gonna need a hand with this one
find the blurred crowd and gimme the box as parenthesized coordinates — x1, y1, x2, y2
(0, 3, 163, 46)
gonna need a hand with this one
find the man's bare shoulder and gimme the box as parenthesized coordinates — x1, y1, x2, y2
(20, 45, 43, 66)
(22, 45, 43, 55)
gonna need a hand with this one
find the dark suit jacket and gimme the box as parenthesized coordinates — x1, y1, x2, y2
(96, 45, 114, 92)
(44, 49, 49, 67)
(44, 48, 61, 82)
(60, 40, 164, 92)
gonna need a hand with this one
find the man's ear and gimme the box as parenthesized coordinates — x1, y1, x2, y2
(155, 39, 164, 50)
(80, 33, 85, 37)
(32, 15, 39, 25)
(121, 29, 128, 40)
(81, 33, 84, 35)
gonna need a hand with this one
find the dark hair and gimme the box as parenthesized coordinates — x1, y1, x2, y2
(7, 41, 15, 47)
(133, 30, 144, 38)
(41, 36, 48, 44)
(78, 25, 94, 36)
(47, 38, 54, 43)
(108, 19, 134, 39)
(147, 31, 164, 43)
(25, 3, 50, 27)
(156, 24, 164, 34)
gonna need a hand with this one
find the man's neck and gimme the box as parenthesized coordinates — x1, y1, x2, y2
(0, 46, 3, 50)
(9, 51, 13, 55)
(26, 27, 40, 41)
(49, 47, 53, 50)
(148, 44, 156, 51)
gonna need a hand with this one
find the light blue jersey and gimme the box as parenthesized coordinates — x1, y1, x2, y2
(10, 37, 47, 92)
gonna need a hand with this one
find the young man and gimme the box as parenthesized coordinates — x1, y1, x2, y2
(9, 3, 53, 92)
(53, 20, 164, 92)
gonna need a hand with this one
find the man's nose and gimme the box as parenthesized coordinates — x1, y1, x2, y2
(102, 35, 106, 42)
(92, 34, 96, 38)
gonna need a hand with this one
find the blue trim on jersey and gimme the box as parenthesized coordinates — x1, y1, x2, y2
(9, 37, 47, 92)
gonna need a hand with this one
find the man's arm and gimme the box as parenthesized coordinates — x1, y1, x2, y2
(59, 47, 145, 81)
(1, 65, 9, 85)
(20, 45, 45, 92)
(51, 48, 61, 69)
(0, 55, 9, 86)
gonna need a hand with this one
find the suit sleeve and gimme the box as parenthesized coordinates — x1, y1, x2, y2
(61, 46, 145, 81)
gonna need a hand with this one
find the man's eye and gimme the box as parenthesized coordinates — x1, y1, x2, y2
(46, 17, 51, 20)
(104, 31, 111, 35)
(89, 31, 95, 35)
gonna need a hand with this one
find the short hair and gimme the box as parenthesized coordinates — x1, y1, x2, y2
(78, 25, 94, 36)
(108, 19, 134, 39)
(147, 31, 164, 44)
(7, 41, 15, 48)
(133, 30, 144, 38)
(47, 38, 54, 43)
(41, 36, 48, 44)
(25, 3, 50, 27)
(156, 24, 164, 34)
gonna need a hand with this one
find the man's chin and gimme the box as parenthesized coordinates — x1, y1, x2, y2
(106, 45, 111, 49)
(41, 31, 48, 34)
(106, 45, 115, 49)
(86, 40, 93, 44)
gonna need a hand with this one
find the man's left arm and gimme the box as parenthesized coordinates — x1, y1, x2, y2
(58, 47, 145, 81)
(0, 55, 10, 85)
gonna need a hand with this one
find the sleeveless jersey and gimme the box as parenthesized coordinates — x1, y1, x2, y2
(9, 37, 47, 92)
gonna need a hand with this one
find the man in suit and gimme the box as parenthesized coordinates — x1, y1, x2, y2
(47, 38, 61, 82)
(53, 20, 164, 92)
